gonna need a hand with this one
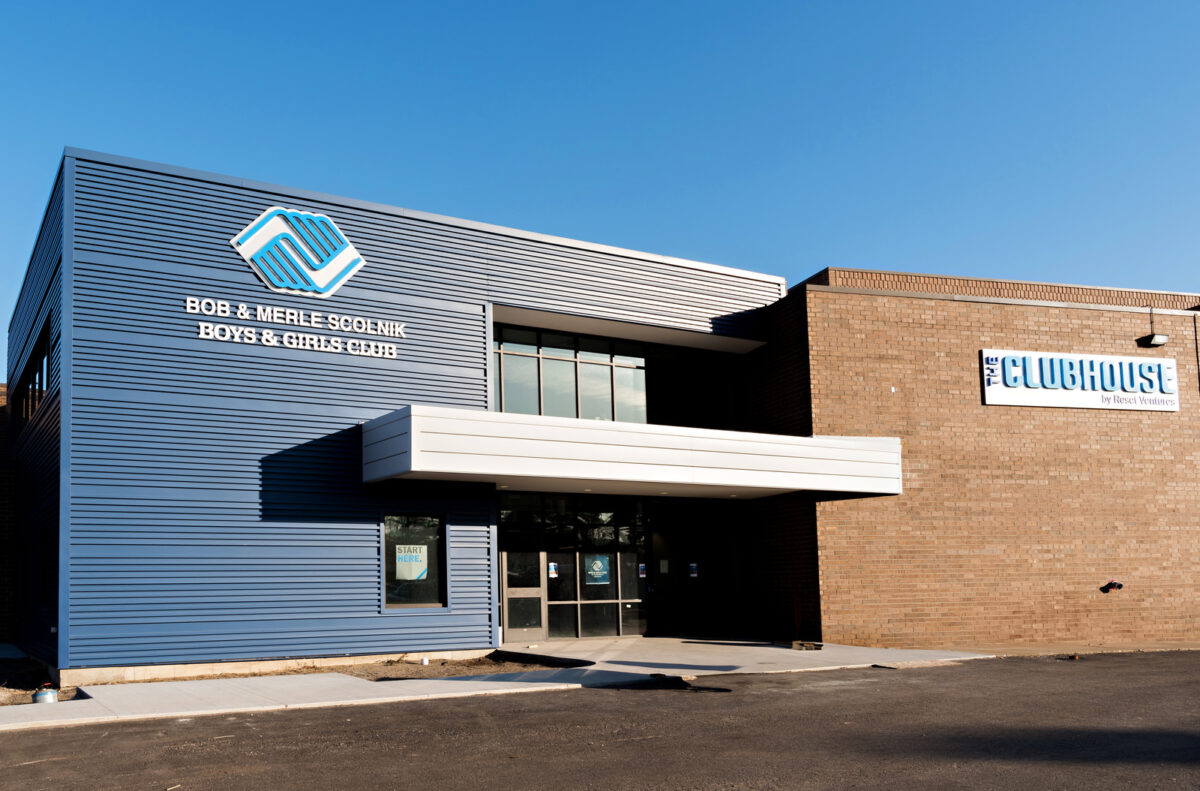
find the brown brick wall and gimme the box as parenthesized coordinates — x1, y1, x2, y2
(813, 267, 1200, 311)
(806, 287, 1200, 648)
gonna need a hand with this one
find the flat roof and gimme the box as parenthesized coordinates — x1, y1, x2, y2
(802, 266, 1200, 301)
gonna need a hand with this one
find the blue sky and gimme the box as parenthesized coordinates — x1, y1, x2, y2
(3, 1, 1199, 364)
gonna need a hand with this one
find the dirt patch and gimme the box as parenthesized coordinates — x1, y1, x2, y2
(0, 658, 80, 706)
(337, 652, 582, 682)
(1, 651, 579, 705)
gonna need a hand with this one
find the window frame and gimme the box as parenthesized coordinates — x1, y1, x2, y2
(12, 322, 56, 435)
(379, 512, 450, 612)
(492, 325, 647, 422)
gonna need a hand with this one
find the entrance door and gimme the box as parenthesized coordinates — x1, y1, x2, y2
(502, 551, 545, 641)
(499, 493, 650, 641)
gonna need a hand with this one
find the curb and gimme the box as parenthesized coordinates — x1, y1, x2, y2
(0, 681, 583, 734)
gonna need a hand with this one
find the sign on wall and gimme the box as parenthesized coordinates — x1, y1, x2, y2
(395, 545, 428, 580)
(584, 555, 610, 585)
(981, 349, 1179, 411)
(230, 206, 366, 298)
(181, 206, 410, 363)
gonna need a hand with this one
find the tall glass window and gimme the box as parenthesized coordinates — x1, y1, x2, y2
(492, 326, 647, 423)
(383, 515, 447, 608)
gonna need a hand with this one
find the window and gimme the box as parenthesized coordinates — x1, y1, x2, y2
(12, 324, 56, 434)
(499, 493, 649, 639)
(383, 515, 447, 608)
(492, 326, 647, 422)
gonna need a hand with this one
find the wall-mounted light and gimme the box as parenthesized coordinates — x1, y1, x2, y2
(1137, 305, 1169, 347)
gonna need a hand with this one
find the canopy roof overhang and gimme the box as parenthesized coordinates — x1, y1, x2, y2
(363, 406, 901, 500)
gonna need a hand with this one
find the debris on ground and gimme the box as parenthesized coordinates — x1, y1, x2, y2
(0, 651, 577, 706)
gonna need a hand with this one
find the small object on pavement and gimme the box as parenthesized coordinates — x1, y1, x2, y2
(1099, 580, 1124, 593)
(32, 683, 58, 704)
(420, 657, 430, 666)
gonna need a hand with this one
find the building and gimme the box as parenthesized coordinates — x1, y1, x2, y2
(6, 149, 1196, 682)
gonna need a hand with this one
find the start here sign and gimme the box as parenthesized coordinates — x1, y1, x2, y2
(395, 545, 428, 581)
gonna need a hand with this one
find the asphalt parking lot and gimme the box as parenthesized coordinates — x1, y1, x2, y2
(1, 651, 1196, 790)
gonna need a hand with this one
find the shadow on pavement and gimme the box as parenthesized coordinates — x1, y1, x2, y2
(580, 676, 733, 693)
(862, 727, 1200, 765)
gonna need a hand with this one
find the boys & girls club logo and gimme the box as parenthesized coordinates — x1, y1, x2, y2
(231, 206, 366, 298)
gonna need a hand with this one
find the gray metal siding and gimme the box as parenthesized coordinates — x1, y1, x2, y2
(8, 170, 65, 664)
(58, 150, 783, 668)
(9, 170, 64, 387)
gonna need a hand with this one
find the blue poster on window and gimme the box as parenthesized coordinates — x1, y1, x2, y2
(584, 554, 611, 585)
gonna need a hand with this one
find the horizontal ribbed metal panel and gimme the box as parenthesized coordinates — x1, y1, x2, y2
(9, 169, 63, 385)
(70, 157, 783, 333)
(365, 405, 902, 498)
(56, 150, 786, 668)
(8, 170, 64, 664)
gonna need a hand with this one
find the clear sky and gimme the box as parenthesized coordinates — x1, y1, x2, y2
(3, 1, 1200, 368)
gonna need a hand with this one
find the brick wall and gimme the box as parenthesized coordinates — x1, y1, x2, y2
(806, 282, 1200, 648)
(812, 267, 1200, 311)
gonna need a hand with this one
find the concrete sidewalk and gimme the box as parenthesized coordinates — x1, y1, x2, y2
(500, 637, 990, 676)
(0, 639, 990, 733)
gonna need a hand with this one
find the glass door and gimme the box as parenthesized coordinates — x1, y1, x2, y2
(502, 551, 546, 642)
(499, 493, 650, 641)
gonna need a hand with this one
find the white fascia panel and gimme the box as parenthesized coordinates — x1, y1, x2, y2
(362, 405, 901, 499)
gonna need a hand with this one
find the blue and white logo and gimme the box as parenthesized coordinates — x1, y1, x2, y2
(230, 206, 366, 298)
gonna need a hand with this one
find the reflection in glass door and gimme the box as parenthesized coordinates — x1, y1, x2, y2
(500, 493, 648, 641)
(502, 551, 545, 641)
(546, 550, 578, 638)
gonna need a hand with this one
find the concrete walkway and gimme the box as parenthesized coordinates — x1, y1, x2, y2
(0, 638, 989, 733)
(500, 636, 990, 676)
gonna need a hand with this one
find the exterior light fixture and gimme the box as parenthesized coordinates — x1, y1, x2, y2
(1138, 305, 1169, 347)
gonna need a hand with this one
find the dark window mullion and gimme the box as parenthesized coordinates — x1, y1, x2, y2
(610, 364, 616, 420)
(495, 351, 503, 412)
(615, 557, 624, 635)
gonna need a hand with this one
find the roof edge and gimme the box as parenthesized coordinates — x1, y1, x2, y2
(812, 265, 1200, 300)
(63, 147, 787, 294)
